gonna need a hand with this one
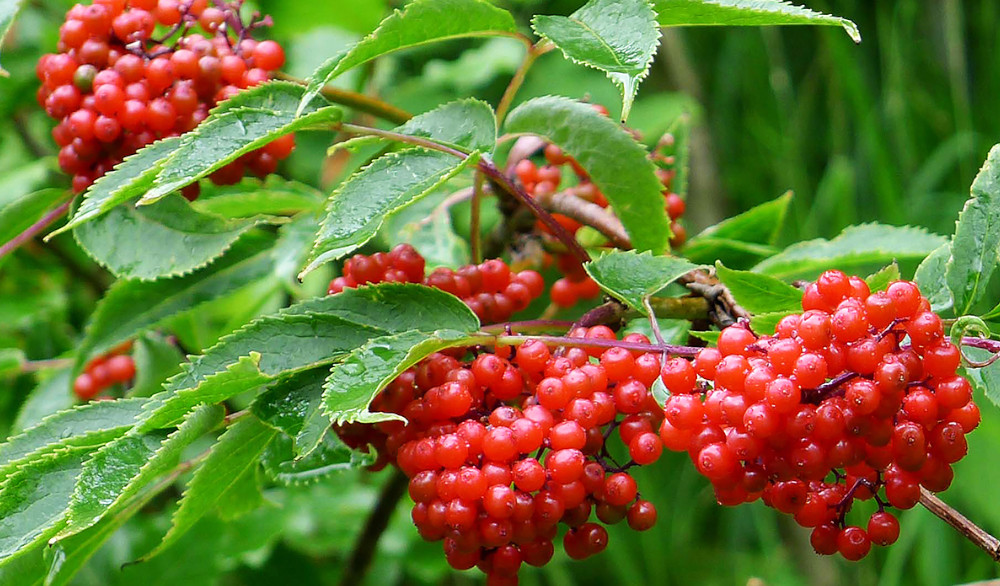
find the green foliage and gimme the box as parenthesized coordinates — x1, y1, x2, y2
(0, 188, 66, 247)
(262, 432, 373, 485)
(683, 192, 791, 268)
(714, 261, 802, 314)
(0, 0, 26, 73)
(533, 0, 660, 121)
(652, 0, 860, 42)
(336, 99, 497, 154)
(864, 262, 901, 292)
(505, 96, 670, 253)
(916, 243, 954, 313)
(947, 144, 1000, 315)
(584, 250, 701, 313)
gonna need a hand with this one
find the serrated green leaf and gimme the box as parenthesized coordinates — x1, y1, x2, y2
(650, 377, 669, 408)
(505, 97, 669, 253)
(297, 0, 519, 114)
(51, 138, 182, 236)
(679, 237, 779, 269)
(946, 144, 1000, 315)
(142, 82, 340, 204)
(55, 405, 224, 542)
(864, 262, 900, 292)
(584, 250, 701, 313)
(962, 348, 1000, 407)
(915, 242, 953, 314)
(140, 416, 276, 561)
(285, 282, 481, 333)
(73, 195, 273, 281)
(129, 333, 186, 398)
(74, 233, 278, 369)
(0, 0, 28, 75)
(11, 370, 75, 435)
(752, 223, 947, 281)
(252, 368, 330, 457)
(749, 311, 795, 336)
(140, 314, 387, 431)
(336, 99, 497, 155)
(532, 0, 660, 121)
(213, 463, 264, 522)
(686, 191, 792, 255)
(383, 189, 470, 269)
(324, 329, 477, 425)
(0, 447, 93, 562)
(190, 177, 324, 219)
(302, 150, 478, 276)
(652, 0, 860, 43)
(0, 399, 148, 482)
(715, 261, 802, 314)
(689, 330, 720, 344)
(261, 432, 372, 486)
(0, 189, 67, 247)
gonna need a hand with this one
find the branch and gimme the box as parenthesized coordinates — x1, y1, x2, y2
(534, 189, 632, 250)
(920, 488, 1000, 562)
(277, 72, 412, 124)
(496, 42, 551, 124)
(0, 197, 72, 260)
(679, 270, 751, 328)
(338, 469, 409, 586)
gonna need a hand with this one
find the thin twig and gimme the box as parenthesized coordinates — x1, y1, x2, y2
(0, 197, 72, 260)
(496, 42, 551, 124)
(919, 488, 1000, 561)
(278, 72, 412, 124)
(492, 334, 701, 357)
(534, 189, 631, 249)
(21, 358, 73, 373)
(338, 470, 409, 586)
(471, 172, 485, 263)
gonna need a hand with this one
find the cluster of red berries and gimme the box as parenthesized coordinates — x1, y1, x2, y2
(335, 325, 669, 585)
(327, 244, 545, 325)
(658, 271, 979, 560)
(37, 0, 293, 194)
(73, 342, 136, 400)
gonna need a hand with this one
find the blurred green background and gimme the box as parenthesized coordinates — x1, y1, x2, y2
(2, 0, 999, 585)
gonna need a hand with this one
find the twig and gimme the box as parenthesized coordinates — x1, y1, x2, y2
(496, 42, 551, 124)
(471, 172, 485, 263)
(21, 358, 73, 373)
(919, 488, 1000, 562)
(492, 334, 701, 357)
(0, 198, 72, 260)
(680, 270, 751, 328)
(534, 189, 632, 250)
(338, 469, 409, 586)
(277, 72, 412, 124)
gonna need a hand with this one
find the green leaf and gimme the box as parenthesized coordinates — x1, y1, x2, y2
(686, 191, 792, 259)
(650, 377, 669, 408)
(129, 333, 186, 398)
(335, 99, 497, 154)
(963, 348, 1000, 407)
(864, 262, 901, 292)
(749, 311, 795, 336)
(213, 463, 264, 522)
(252, 368, 331, 457)
(752, 223, 947, 281)
(261, 432, 372, 486)
(915, 242, 953, 314)
(140, 315, 386, 431)
(323, 329, 476, 425)
(51, 138, 182, 236)
(297, 0, 519, 114)
(383, 189, 470, 269)
(141, 416, 276, 561)
(584, 250, 701, 313)
(0, 447, 93, 562)
(688, 330, 719, 344)
(0, 189, 67, 247)
(946, 144, 1000, 315)
(0, 399, 148, 482)
(715, 261, 802, 314)
(0, 347, 25, 377)
(73, 195, 273, 280)
(190, 177, 324, 219)
(0, 0, 28, 74)
(301, 149, 478, 276)
(11, 370, 75, 435)
(55, 405, 224, 542)
(652, 0, 860, 43)
(505, 96, 669, 253)
(532, 0, 660, 121)
(141, 82, 341, 204)
(74, 233, 278, 367)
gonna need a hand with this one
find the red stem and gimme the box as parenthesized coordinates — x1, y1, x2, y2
(0, 198, 72, 260)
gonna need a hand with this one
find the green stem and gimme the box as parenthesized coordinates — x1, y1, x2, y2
(471, 171, 485, 264)
(496, 42, 551, 125)
(277, 72, 412, 124)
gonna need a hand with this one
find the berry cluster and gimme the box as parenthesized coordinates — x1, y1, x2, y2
(659, 271, 979, 560)
(335, 326, 670, 584)
(327, 244, 545, 325)
(37, 0, 293, 194)
(73, 342, 136, 400)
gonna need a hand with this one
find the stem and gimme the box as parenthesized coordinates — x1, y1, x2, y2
(471, 171, 485, 264)
(277, 72, 412, 124)
(338, 123, 469, 159)
(338, 469, 409, 586)
(535, 189, 632, 250)
(496, 42, 550, 124)
(479, 320, 578, 335)
(920, 488, 1000, 561)
(961, 336, 1000, 353)
(643, 297, 667, 347)
(478, 160, 591, 266)
(0, 197, 72, 260)
(801, 371, 858, 404)
(21, 358, 74, 373)
(492, 334, 701, 357)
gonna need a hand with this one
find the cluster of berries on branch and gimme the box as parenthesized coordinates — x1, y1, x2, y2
(334, 325, 670, 585)
(327, 244, 545, 325)
(37, 0, 293, 194)
(660, 271, 978, 560)
(73, 341, 136, 400)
